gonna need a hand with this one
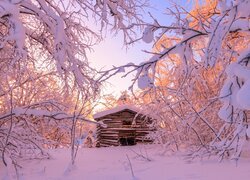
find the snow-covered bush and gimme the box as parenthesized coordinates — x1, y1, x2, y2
(140, 0, 250, 159)
(100, 0, 250, 159)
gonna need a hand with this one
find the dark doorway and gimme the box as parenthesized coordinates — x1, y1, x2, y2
(120, 137, 136, 146)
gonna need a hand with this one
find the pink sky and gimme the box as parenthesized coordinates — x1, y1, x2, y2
(88, 33, 152, 96)
(88, 0, 191, 97)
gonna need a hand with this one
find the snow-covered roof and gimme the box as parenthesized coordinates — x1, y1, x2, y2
(93, 105, 141, 119)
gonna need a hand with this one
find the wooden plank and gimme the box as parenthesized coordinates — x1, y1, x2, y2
(102, 128, 136, 130)
(98, 131, 120, 134)
(99, 138, 119, 142)
(99, 133, 119, 136)
(99, 132, 119, 135)
(99, 143, 110, 147)
(95, 109, 155, 146)
(99, 140, 119, 146)
(97, 140, 119, 144)
(98, 130, 120, 133)
(98, 136, 119, 139)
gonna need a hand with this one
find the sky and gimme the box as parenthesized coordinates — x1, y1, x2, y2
(88, 0, 191, 97)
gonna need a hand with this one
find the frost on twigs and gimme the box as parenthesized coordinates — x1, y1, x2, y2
(219, 52, 250, 121)
(237, 79, 250, 110)
(0, 0, 26, 62)
(0, 0, 146, 94)
(216, 49, 250, 159)
(126, 0, 250, 160)
(0, 0, 147, 168)
(94, 0, 146, 44)
(135, 57, 157, 90)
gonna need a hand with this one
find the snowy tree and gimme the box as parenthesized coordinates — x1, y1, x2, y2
(0, 0, 147, 169)
(117, 91, 133, 105)
(138, 0, 250, 159)
(96, 90, 135, 111)
(99, 0, 250, 159)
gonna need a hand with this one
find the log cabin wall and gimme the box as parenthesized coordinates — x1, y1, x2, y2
(95, 109, 154, 147)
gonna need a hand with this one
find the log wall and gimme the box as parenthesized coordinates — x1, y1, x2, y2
(95, 109, 154, 147)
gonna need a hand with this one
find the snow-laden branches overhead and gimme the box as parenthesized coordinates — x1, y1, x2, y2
(98, 0, 250, 159)
(101, 0, 249, 90)
(0, 0, 146, 168)
(0, 0, 146, 93)
(149, 0, 250, 159)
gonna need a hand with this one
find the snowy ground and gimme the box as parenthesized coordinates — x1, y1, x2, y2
(1, 145, 250, 180)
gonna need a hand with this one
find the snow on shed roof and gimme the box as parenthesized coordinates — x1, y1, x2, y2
(93, 105, 141, 119)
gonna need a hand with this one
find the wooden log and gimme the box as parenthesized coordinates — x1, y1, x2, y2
(98, 131, 119, 134)
(99, 140, 119, 146)
(98, 136, 119, 140)
(98, 139, 118, 143)
(99, 143, 110, 147)
(98, 130, 120, 134)
(99, 139, 118, 143)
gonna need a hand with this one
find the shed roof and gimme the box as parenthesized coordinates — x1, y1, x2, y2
(93, 105, 141, 119)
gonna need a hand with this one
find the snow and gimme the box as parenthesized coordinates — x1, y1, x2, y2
(118, 66, 126, 73)
(219, 61, 250, 111)
(246, 127, 250, 137)
(219, 61, 250, 120)
(230, 19, 250, 32)
(218, 103, 233, 123)
(227, 63, 250, 81)
(0, 1, 26, 57)
(142, 25, 155, 43)
(13, 107, 67, 119)
(236, 80, 250, 110)
(137, 73, 153, 90)
(218, 1, 228, 12)
(93, 105, 140, 119)
(237, 1, 250, 17)
(219, 79, 232, 101)
(1, 145, 250, 180)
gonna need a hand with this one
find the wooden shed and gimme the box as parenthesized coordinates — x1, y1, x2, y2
(93, 105, 155, 147)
